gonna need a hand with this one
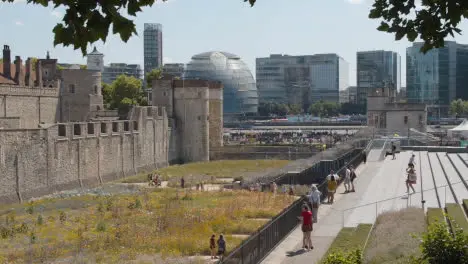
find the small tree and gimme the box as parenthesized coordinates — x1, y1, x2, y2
(145, 68, 163, 88)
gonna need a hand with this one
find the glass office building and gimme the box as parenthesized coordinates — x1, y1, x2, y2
(143, 23, 163, 75)
(356, 50, 401, 105)
(406, 41, 468, 115)
(184, 51, 258, 114)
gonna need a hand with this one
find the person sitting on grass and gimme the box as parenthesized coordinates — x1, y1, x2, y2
(217, 234, 226, 259)
(209, 234, 217, 259)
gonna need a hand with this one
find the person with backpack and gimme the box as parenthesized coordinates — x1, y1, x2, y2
(308, 185, 321, 223)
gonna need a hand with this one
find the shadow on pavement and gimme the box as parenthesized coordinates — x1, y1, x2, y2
(286, 249, 307, 257)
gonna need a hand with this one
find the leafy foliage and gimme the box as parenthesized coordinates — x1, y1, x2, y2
(309, 101, 341, 117)
(1, 0, 169, 55)
(368, 0, 468, 53)
(258, 102, 290, 117)
(322, 249, 363, 264)
(449, 99, 468, 117)
(145, 68, 163, 88)
(103, 75, 147, 113)
(340, 103, 366, 115)
(413, 219, 468, 264)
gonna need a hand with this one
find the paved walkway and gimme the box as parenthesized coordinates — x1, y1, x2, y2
(262, 160, 383, 264)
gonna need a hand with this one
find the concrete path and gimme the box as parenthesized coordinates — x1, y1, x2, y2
(262, 160, 383, 264)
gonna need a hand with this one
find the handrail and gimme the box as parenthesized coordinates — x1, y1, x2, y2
(342, 180, 465, 212)
(419, 151, 424, 210)
(435, 152, 459, 204)
(426, 152, 442, 208)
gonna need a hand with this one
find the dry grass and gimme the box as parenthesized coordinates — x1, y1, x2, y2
(119, 160, 290, 183)
(364, 207, 426, 264)
(0, 189, 295, 263)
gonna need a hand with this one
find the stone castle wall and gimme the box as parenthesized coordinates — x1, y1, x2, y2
(0, 106, 169, 203)
(0, 84, 59, 128)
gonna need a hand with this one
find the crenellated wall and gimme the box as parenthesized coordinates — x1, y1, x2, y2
(0, 106, 169, 203)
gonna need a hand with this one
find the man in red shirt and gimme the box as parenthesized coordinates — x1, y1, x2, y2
(298, 204, 313, 250)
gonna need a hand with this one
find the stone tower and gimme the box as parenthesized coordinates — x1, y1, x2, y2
(86, 47, 104, 72)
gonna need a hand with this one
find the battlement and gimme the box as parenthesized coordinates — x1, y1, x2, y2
(53, 120, 140, 140)
(0, 84, 59, 97)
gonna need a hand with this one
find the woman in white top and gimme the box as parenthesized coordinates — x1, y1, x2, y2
(308, 185, 322, 223)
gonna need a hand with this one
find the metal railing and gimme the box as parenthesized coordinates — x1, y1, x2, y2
(340, 180, 465, 228)
(220, 147, 366, 264)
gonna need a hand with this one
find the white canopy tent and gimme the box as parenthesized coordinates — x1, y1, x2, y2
(448, 119, 468, 138)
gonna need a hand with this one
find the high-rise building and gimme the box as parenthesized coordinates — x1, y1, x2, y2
(163, 63, 185, 78)
(256, 54, 348, 108)
(102, 63, 143, 84)
(356, 50, 401, 106)
(143, 23, 163, 77)
(86, 47, 104, 72)
(406, 41, 468, 115)
(347, 86, 358, 104)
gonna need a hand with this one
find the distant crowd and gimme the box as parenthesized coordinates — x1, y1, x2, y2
(224, 131, 353, 145)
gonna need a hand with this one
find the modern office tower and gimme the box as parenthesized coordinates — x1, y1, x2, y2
(308, 54, 349, 104)
(347, 86, 358, 104)
(256, 54, 348, 108)
(163, 63, 185, 78)
(184, 51, 258, 115)
(356, 50, 401, 106)
(102, 63, 143, 84)
(407, 41, 468, 115)
(143, 23, 163, 76)
(256, 54, 298, 104)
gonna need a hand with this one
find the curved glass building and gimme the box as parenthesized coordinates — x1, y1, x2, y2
(184, 51, 258, 114)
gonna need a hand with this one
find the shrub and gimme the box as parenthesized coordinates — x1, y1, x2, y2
(26, 204, 34, 215)
(96, 221, 107, 232)
(30, 231, 37, 244)
(37, 215, 44, 226)
(59, 211, 67, 223)
(128, 198, 142, 209)
(322, 249, 363, 264)
(414, 219, 468, 264)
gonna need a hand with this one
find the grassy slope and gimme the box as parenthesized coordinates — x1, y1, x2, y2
(445, 203, 468, 235)
(324, 224, 373, 257)
(364, 208, 426, 264)
(426, 208, 445, 225)
(120, 160, 290, 183)
(0, 190, 295, 263)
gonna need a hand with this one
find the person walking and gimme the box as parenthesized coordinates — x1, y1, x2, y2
(362, 151, 367, 164)
(327, 175, 338, 204)
(209, 234, 217, 259)
(344, 166, 351, 193)
(406, 167, 417, 194)
(217, 234, 226, 259)
(391, 143, 397, 160)
(298, 204, 313, 250)
(350, 166, 357, 192)
(180, 177, 185, 189)
(308, 185, 321, 223)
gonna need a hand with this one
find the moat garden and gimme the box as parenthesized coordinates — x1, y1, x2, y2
(0, 160, 294, 263)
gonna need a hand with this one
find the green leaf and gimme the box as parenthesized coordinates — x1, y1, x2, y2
(407, 30, 418, 41)
(377, 22, 390, 32)
(395, 29, 406, 40)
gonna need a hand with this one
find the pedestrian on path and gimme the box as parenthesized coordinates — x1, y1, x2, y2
(308, 185, 321, 223)
(391, 143, 396, 160)
(344, 167, 351, 193)
(362, 151, 367, 164)
(209, 234, 217, 259)
(217, 234, 226, 259)
(298, 204, 313, 250)
(180, 177, 185, 189)
(327, 175, 338, 204)
(405, 167, 417, 194)
(350, 165, 357, 192)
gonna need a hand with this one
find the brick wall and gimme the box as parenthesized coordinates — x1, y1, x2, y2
(0, 106, 169, 203)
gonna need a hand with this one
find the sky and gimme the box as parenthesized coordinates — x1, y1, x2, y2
(2, 0, 468, 87)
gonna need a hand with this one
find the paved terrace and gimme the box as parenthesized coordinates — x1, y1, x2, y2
(262, 150, 468, 264)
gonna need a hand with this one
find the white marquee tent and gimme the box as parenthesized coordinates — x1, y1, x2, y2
(448, 119, 468, 138)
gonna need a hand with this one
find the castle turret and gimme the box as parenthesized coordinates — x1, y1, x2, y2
(2, 45, 11, 79)
(35, 60, 43, 87)
(25, 58, 32, 86)
(14, 56, 24, 86)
